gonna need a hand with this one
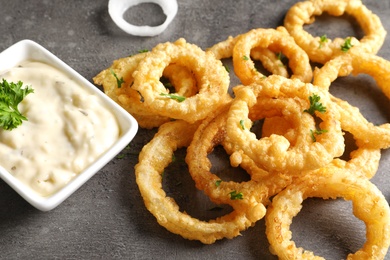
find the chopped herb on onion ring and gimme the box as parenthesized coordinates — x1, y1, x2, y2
(239, 119, 246, 130)
(319, 34, 328, 49)
(160, 93, 186, 102)
(110, 69, 125, 88)
(304, 94, 326, 115)
(341, 37, 354, 52)
(229, 190, 243, 200)
(310, 129, 328, 142)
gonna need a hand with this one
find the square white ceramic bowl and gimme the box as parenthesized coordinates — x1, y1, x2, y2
(0, 40, 138, 211)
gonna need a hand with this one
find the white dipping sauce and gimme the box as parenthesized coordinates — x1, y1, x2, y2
(0, 61, 120, 197)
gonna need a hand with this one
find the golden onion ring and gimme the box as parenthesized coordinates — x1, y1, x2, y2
(206, 32, 289, 78)
(261, 115, 381, 179)
(93, 53, 197, 128)
(132, 38, 231, 124)
(186, 104, 293, 215)
(135, 120, 266, 244)
(284, 0, 387, 64)
(265, 167, 390, 259)
(232, 28, 312, 85)
(225, 75, 344, 173)
(313, 51, 390, 149)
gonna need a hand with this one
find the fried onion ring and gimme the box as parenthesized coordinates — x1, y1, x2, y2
(313, 51, 390, 149)
(225, 75, 344, 173)
(284, 0, 387, 64)
(93, 52, 201, 128)
(93, 53, 170, 128)
(186, 104, 292, 216)
(132, 38, 231, 123)
(135, 120, 266, 244)
(232, 28, 312, 85)
(261, 115, 381, 179)
(206, 32, 289, 78)
(265, 168, 390, 259)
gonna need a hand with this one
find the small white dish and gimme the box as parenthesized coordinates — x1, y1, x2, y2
(0, 40, 138, 211)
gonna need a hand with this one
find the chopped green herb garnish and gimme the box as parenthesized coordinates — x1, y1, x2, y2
(0, 79, 34, 130)
(110, 69, 125, 88)
(340, 37, 353, 52)
(215, 180, 222, 187)
(160, 93, 186, 102)
(138, 49, 149, 53)
(304, 94, 326, 115)
(319, 34, 328, 49)
(239, 119, 246, 130)
(310, 129, 328, 142)
(229, 190, 243, 200)
(277, 52, 285, 67)
(243, 55, 249, 61)
(277, 52, 283, 60)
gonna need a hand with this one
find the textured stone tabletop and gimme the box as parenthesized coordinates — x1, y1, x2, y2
(0, 0, 389, 259)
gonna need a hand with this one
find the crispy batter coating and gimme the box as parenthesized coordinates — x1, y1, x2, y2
(284, 0, 387, 64)
(93, 53, 171, 128)
(232, 28, 313, 84)
(135, 120, 262, 244)
(206, 30, 290, 78)
(225, 75, 344, 173)
(132, 38, 232, 124)
(265, 167, 390, 259)
(313, 51, 390, 149)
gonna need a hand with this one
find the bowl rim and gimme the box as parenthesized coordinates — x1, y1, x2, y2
(0, 39, 138, 211)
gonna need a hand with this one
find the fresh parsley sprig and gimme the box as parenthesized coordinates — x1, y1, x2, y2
(304, 94, 326, 115)
(0, 79, 34, 130)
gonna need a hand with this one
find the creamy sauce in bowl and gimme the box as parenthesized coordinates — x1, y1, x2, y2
(0, 61, 120, 197)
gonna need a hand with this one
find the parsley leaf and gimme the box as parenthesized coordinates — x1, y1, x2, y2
(276, 52, 285, 67)
(215, 180, 222, 187)
(110, 69, 125, 88)
(160, 93, 186, 102)
(319, 34, 328, 48)
(304, 94, 326, 115)
(310, 129, 328, 142)
(341, 37, 353, 52)
(0, 79, 34, 130)
(229, 190, 243, 200)
(239, 119, 246, 130)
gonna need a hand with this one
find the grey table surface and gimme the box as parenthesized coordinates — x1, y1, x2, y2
(0, 0, 390, 259)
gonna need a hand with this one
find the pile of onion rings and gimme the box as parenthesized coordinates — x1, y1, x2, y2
(94, 0, 390, 258)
